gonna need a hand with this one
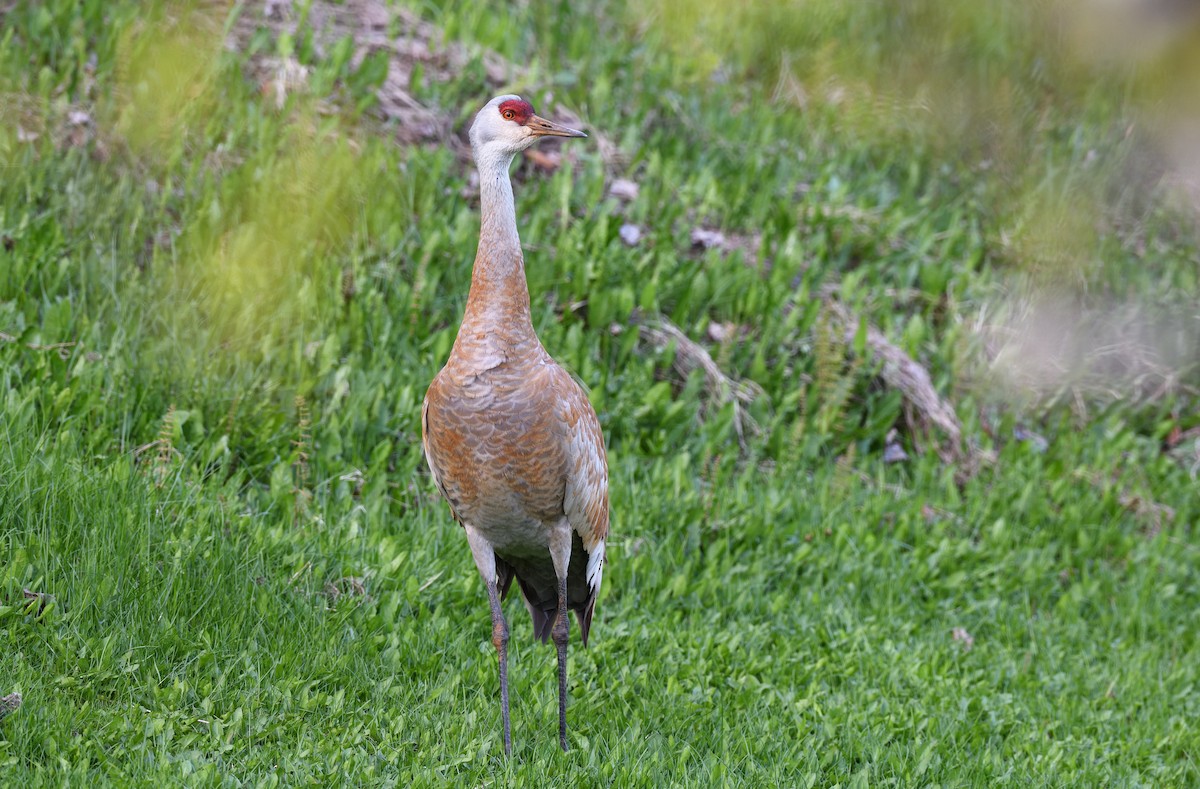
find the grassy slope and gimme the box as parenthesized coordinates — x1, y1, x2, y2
(2, 0, 1198, 785)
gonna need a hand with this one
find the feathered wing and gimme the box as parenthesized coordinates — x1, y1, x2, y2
(424, 360, 609, 646)
(554, 367, 610, 646)
(421, 391, 456, 522)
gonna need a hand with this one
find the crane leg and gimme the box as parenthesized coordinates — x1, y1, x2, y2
(552, 575, 570, 752)
(486, 580, 512, 756)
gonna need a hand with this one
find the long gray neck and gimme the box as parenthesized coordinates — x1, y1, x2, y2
(458, 146, 538, 354)
(476, 147, 521, 256)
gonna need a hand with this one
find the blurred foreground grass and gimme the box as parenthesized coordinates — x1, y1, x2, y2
(1, 0, 1198, 784)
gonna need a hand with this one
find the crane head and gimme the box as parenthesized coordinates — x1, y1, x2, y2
(469, 94, 586, 158)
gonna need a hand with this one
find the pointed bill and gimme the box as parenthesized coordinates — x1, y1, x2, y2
(527, 114, 587, 138)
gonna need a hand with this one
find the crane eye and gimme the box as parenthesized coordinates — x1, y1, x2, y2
(501, 109, 516, 120)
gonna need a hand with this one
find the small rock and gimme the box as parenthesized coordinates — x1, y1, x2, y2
(707, 321, 735, 343)
(1013, 426, 1048, 453)
(609, 178, 639, 202)
(23, 588, 54, 613)
(690, 227, 726, 250)
(618, 223, 641, 247)
(883, 442, 909, 464)
(67, 109, 92, 126)
(0, 692, 21, 721)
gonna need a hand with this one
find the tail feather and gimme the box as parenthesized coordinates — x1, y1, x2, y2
(513, 572, 555, 643)
(511, 572, 594, 645)
(501, 532, 603, 646)
(575, 595, 596, 647)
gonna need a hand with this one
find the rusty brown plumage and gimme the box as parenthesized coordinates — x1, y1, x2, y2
(421, 94, 604, 754)
(423, 356, 608, 638)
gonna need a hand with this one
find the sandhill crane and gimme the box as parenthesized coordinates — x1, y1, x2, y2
(421, 95, 608, 754)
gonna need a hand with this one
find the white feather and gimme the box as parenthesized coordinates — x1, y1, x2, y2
(586, 539, 605, 592)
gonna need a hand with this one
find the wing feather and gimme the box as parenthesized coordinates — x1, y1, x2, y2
(553, 366, 609, 644)
(421, 390, 459, 524)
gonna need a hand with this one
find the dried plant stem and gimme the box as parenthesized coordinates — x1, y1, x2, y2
(821, 291, 964, 462)
(632, 312, 767, 450)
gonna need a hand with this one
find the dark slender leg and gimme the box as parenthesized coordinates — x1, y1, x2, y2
(551, 576, 570, 752)
(486, 580, 511, 755)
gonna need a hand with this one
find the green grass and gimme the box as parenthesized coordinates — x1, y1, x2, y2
(2, 0, 1199, 784)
